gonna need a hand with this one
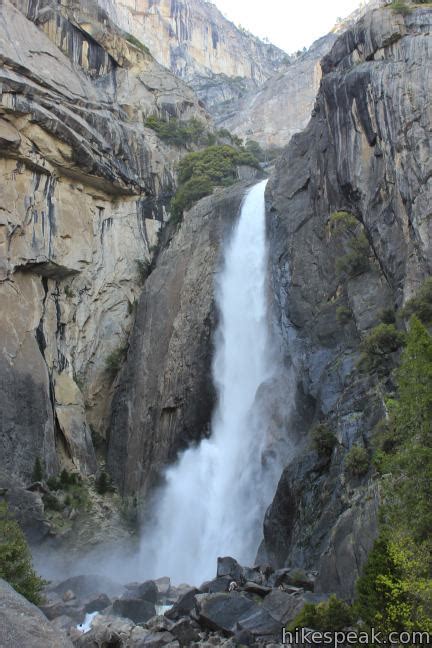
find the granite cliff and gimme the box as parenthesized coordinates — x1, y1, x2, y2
(0, 0, 209, 485)
(264, 3, 432, 598)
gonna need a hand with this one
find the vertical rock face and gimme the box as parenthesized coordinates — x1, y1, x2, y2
(265, 6, 432, 598)
(100, 0, 286, 83)
(0, 0, 209, 482)
(108, 183, 250, 497)
(218, 34, 337, 148)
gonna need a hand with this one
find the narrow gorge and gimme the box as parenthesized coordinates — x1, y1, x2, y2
(0, 0, 431, 646)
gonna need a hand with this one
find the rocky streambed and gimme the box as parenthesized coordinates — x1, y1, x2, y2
(0, 557, 322, 647)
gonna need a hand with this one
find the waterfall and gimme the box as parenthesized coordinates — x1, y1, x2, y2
(140, 179, 281, 585)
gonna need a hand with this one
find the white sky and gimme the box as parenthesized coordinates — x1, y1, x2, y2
(212, 0, 363, 53)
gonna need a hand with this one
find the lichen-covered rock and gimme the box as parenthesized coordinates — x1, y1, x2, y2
(264, 4, 432, 597)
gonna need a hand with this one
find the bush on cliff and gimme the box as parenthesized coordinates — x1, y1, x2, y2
(336, 232, 371, 278)
(311, 423, 337, 458)
(401, 277, 432, 325)
(344, 446, 369, 477)
(358, 323, 405, 373)
(170, 145, 260, 221)
(0, 501, 45, 604)
(145, 116, 208, 147)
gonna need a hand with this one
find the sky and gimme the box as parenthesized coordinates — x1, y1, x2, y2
(211, 0, 364, 53)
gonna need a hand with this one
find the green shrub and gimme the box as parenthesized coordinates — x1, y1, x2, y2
(355, 532, 432, 633)
(170, 175, 214, 221)
(336, 232, 370, 278)
(42, 492, 63, 512)
(31, 457, 43, 483)
(336, 305, 352, 325)
(245, 139, 266, 162)
(330, 210, 358, 235)
(145, 115, 207, 147)
(170, 145, 260, 221)
(0, 501, 45, 604)
(95, 471, 115, 495)
(378, 307, 396, 324)
(105, 344, 128, 378)
(344, 446, 369, 477)
(358, 323, 406, 373)
(64, 285, 74, 298)
(401, 278, 432, 325)
(311, 424, 337, 457)
(136, 259, 151, 285)
(389, 1, 412, 15)
(288, 594, 353, 631)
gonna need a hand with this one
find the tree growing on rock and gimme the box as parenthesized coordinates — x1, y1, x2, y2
(0, 501, 45, 604)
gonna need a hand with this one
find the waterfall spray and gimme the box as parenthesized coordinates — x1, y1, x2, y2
(140, 179, 281, 585)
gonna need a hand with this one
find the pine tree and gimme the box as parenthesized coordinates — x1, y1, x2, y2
(0, 501, 45, 604)
(31, 457, 43, 483)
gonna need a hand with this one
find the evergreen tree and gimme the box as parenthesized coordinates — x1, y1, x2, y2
(0, 501, 45, 604)
(31, 457, 43, 483)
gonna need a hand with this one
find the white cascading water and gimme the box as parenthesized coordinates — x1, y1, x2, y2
(140, 179, 280, 585)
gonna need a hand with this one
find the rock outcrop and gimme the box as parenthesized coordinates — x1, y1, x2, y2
(108, 182, 253, 496)
(0, 579, 74, 648)
(0, 0, 209, 484)
(264, 4, 432, 598)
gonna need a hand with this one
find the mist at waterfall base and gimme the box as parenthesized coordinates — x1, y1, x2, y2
(139, 179, 288, 585)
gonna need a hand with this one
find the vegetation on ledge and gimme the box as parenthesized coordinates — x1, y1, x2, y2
(170, 145, 260, 222)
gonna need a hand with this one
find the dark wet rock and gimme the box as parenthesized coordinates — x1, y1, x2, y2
(199, 576, 232, 594)
(40, 599, 83, 623)
(262, 589, 304, 624)
(216, 557, 243, 583)
(83, 593, 111, 613)
(269, 568, 315, 591)
(125, 580, 158, 604)
(139, 631, 177, 647)
(112, 597, 156, 624)
(232, 628, 255, 646)
(243, 582, 271, 597)
(0, 578, 73, 647)
(197, 592, 257, 635)
(165, 588, 200, 621)
(170, 618, 201, 646)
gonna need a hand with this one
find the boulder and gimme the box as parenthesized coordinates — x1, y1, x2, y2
(112, 597, 156, 624)
(165, 588, 199, 621)
(72, 614, 143, 647)
(138, 631, 177, 647)
(269, 568, 315, 591)
(199, 576, 231, 594)
(243, 582, 271, 597)
(0, 578, 74, 647)
(83, 593, 111, 613)
(136, 580, 159, 603)
(216, 557, 243, 583)
(155, 577, 171, 597)
(262, 589, 305, 625)
(197, 592, 257, 635)
(170, 618, 201, 646)
(235, 606, 280, 638)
